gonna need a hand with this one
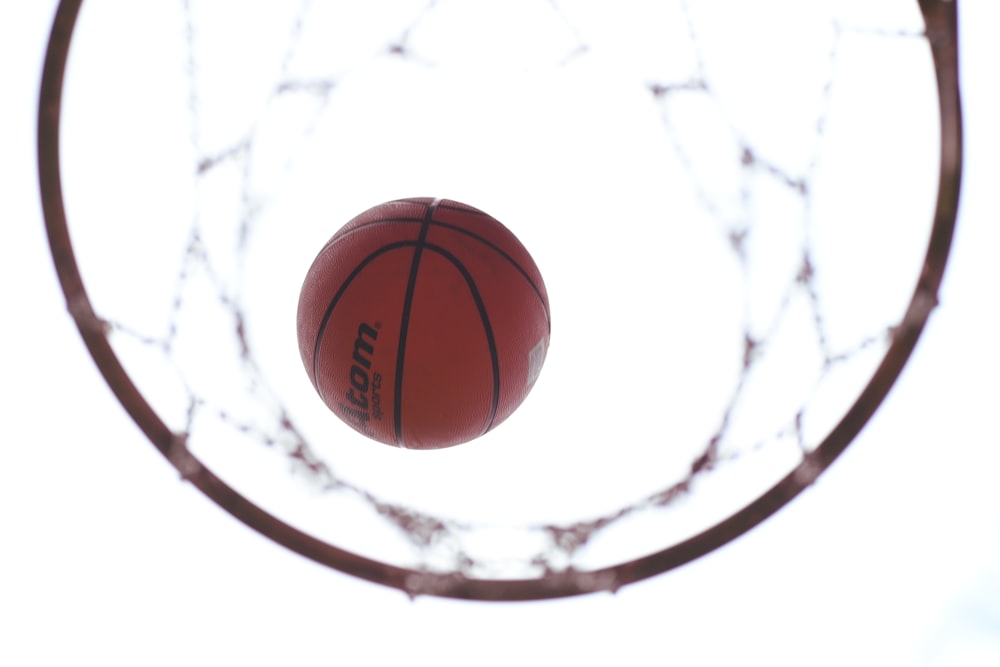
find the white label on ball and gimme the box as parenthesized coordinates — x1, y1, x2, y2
(526, 337, 547, 387)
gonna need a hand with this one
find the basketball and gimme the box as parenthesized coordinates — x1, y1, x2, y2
(297, 198, 551, 449)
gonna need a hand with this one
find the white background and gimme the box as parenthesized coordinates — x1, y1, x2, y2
(3, 2, 999, 665)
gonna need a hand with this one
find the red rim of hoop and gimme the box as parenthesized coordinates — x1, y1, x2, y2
(38, 0, 963, 600)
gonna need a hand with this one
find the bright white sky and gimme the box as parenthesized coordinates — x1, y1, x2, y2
(3, 2, 999, 665)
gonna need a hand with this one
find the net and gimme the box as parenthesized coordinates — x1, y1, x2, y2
(39, 0, 961, 600)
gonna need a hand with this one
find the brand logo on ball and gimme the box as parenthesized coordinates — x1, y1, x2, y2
(339, 321, 383, 433)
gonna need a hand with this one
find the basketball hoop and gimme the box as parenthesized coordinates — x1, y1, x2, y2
(38, 0, 962, 600)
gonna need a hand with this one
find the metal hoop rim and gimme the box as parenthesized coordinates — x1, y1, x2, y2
(37, 0, 962, 601)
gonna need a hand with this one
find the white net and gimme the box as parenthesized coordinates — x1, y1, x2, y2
(48, 0, 953, 597)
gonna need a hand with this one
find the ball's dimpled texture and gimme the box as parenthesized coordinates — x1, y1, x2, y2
(297, 198, 550, 449)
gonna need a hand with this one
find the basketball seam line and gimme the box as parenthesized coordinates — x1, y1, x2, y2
(397, 198, 491, 217)
(420, 242, 501, 438)
(324, 217, 549, 324)
(392, 202, 437, 447)
(312, 241, 413, 409)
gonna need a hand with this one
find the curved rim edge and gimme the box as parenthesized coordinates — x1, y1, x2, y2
(38, 0, 962, 601)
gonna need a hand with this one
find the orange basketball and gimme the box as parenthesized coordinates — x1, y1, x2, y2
(297, 198, 551, 449)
